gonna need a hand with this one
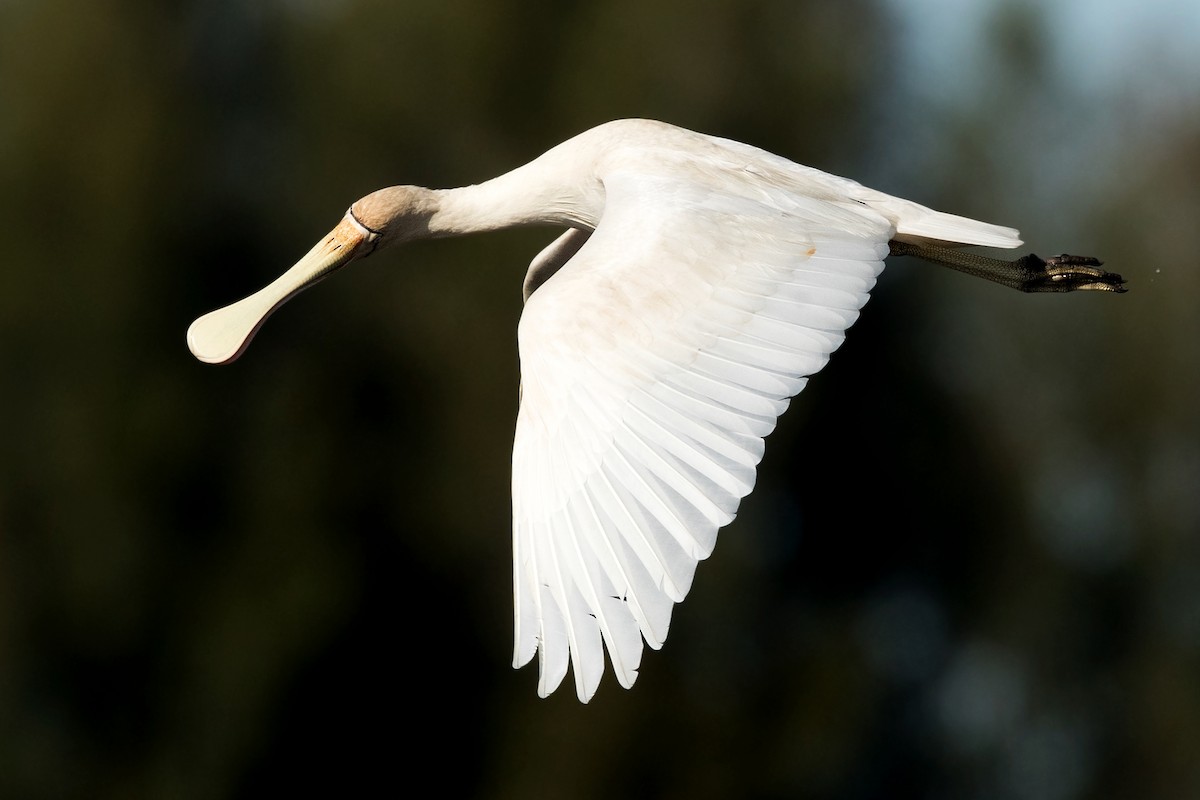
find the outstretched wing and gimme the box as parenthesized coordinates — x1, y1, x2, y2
(511, 166, 891, 701)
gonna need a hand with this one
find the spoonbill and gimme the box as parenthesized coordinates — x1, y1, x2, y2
(188, 119, 1125, 702)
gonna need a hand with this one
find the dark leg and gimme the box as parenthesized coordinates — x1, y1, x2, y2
(889, 241, 1127, 293)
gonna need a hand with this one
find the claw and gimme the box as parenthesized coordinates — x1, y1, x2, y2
(1045, 254, 1105, 268)
(1023, 254, 1127, 293)
(1041, 255, 1123, 292)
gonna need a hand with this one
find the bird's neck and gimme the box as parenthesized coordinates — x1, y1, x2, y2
(427, 142, 605, 237)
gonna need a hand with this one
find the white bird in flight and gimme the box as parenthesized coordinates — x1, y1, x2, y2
(188, 119, 1125, 702)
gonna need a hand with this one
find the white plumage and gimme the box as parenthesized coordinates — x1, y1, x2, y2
(188, 119, 1042, 702)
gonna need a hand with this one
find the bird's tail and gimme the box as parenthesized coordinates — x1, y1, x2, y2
(864, 192, 1023, 249)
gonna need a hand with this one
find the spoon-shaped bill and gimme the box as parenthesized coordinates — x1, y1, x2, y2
(187, 213, 375, 364)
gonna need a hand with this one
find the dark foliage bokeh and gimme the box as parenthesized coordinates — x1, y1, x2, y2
(1, 1, 1197, 798)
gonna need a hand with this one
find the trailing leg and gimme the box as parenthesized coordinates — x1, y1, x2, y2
(889, 241, 1127, 293)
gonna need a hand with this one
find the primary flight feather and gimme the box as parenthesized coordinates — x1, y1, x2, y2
(188, 119, 1124, 702)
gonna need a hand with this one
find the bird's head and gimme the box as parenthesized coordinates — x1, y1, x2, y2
(349, 185, 440, 246)
(186, 186, 437, 365)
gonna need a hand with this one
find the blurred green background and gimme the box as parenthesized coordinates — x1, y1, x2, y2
(2, 0, 1198, 797)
